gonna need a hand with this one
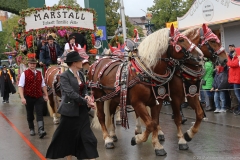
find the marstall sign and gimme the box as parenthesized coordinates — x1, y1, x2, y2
(24, 9, 94, 31)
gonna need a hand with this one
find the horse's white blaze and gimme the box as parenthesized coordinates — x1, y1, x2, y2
(105, 136, 113, 144)
(195, 46, 204, 58)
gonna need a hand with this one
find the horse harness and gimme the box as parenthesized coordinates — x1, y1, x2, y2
(88, 52, 181, 128)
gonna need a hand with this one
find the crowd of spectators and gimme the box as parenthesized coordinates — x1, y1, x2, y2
(200, 44, 240, 115)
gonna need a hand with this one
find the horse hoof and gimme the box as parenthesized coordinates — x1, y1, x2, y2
(155, 149, 167, 156)
(116, 120, 121, 125)
(105, 142, 114, 149)
(179, 144, 189, 150)
(111, 135, 118, 142)
(158, 135, 165, 141)
(131, 137, 137, 146)
(184, 132, 192, 142)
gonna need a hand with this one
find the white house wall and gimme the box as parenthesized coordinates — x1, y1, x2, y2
(224, 23, 240, 48)
(178, 0, 240, 29)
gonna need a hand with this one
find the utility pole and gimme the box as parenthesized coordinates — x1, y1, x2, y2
(119, 0, 127, 42)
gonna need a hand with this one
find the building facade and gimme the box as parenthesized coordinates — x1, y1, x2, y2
(177, 0, 240, 49)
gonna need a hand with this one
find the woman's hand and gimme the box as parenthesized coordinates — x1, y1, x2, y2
(85, 95, 96, 109)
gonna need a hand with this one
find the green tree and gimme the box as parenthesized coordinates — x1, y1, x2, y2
(58, 0, 81, 7)
(149, 0, 193, 29)
(104, 0, 120, 37)
(104, 0, 144, 40)
(0, 15, 20, 59)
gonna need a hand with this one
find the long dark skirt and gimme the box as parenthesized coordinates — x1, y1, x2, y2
(46, 107, 99, 159)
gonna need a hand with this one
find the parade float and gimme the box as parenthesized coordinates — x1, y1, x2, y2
(10, 4, 99, 83)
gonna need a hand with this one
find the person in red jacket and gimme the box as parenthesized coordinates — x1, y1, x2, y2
(227, 46, 240, 115)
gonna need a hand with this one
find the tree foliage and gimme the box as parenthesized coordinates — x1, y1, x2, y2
(104, 0, 120, 36)
(0, 0, 28, 15)
(149, 0, 193, 29)
(0, 15, 20, 59)
(58, 0, 81, 7)
(104, 0, 144, 40)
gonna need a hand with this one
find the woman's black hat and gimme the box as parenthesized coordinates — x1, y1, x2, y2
(64, 51, 85, 63)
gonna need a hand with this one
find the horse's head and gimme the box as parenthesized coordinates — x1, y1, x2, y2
(137, 24, 203, 70)
(82, 61, 90, 75)
(168, 24, 204, 66)
(184, 24, 227, 66)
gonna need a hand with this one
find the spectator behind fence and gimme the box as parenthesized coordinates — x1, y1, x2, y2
(227, 46, 240, 115)
(201, 58, 215, 111)
(211, 65, 229, 113)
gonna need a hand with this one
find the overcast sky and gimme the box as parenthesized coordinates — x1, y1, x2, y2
(45, 0, 154, 17)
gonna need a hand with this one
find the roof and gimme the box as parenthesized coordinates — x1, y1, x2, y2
(128, 17, 147, 25)
(177, 0, 240, 29)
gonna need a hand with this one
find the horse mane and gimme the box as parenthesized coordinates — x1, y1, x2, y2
(138, 28, 170, 69)
(182, 27, 200, 40)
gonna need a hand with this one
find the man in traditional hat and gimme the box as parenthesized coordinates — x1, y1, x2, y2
(39, 35, 62, 67)
(0, 65, 16, 103)
(18, 54, 48, 138)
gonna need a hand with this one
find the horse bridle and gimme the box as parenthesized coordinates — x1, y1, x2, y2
(160, 31, 201, 65)
(198, 28, 225, 65)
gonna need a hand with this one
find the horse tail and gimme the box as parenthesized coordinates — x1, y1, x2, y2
(91, 100, 112, 130)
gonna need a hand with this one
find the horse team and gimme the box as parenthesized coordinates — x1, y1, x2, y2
(47, 24, 228, 156)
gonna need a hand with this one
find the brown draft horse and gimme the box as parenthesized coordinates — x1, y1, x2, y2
(45, 62, 90, 124)
(89, 25, 203, 156)
(133, 24, 228, 150)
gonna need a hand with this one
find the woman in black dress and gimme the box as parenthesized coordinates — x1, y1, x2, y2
(46, 51, 98, 160)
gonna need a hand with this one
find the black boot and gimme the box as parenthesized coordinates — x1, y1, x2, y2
(37, 121, 46, 138)
(180, 108, 187, 124)
(205, 97, 215, 111)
